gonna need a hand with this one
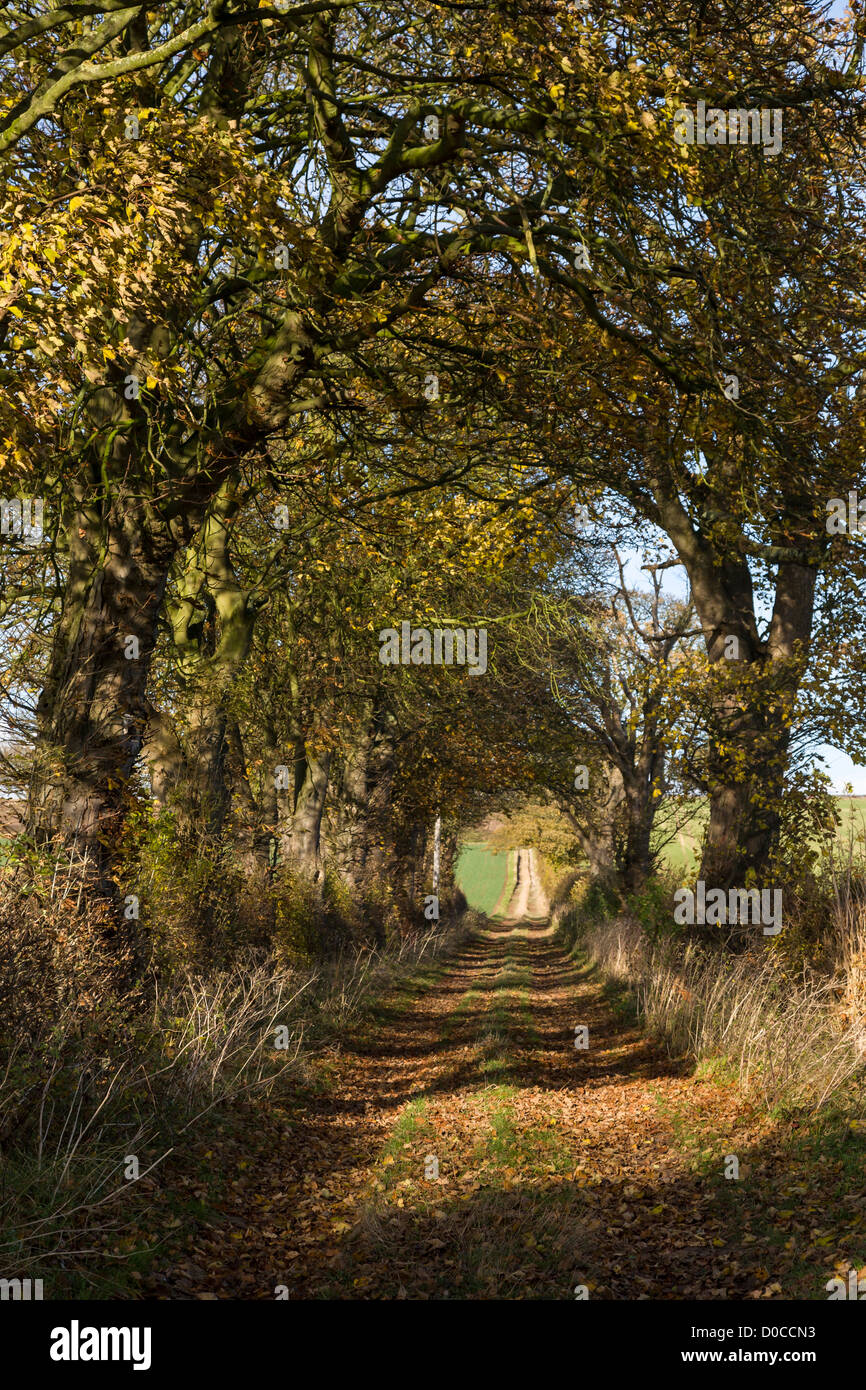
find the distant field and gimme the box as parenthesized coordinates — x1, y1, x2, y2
(655, 796, 866, 877)
(655, 804, 706, 876)
(833, 796, 866, 848)
(455, 842, 516, 917)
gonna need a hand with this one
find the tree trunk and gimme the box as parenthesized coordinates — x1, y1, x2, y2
(699, 717, 791, 889)
(652, 487, 818, 888)
(567, 763, 625, 890)
(289, 747, 331, 876)
(224, 716, 272, 876)
(620, 743, 665, 893)
(142, 698, 187, 811)
(622, 790, 654, 893)
(364, 707, 397, 881)
(432, 810, 441, 892)
(166, 479, 257, 839)
(28, 494, 174, 892)
(322, 717, 372, 887)
(695, 564, 815, 890)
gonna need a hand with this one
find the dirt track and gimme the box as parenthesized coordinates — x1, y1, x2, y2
(140, 920, 849, 1301)
(497, 848, 549, 925)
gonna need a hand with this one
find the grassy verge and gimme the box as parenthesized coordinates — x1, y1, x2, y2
(0, 913, 472, 1298)
(559, 881, 866, 1299)
(558, 889, 866, 1118)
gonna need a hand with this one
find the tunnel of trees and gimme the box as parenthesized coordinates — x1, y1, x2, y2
(2, 0, 866, 1314)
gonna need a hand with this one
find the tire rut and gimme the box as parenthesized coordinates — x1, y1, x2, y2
(143, 925, 775, 1300)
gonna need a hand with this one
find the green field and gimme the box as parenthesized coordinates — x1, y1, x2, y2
(655, 795, 866, 877)
(456, 798, 866, 900)
(455, 842, 517, 917)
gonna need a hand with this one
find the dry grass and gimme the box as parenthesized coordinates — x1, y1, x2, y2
(0, 954, 312, 1287)
(568, 901, 866, 1114)
(315, 919, 468, 1027)
(0, 863, 467, 1292)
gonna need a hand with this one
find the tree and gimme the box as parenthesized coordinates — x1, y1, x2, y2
(461, 0, 866, 886)
(1, 0, 617, 890)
